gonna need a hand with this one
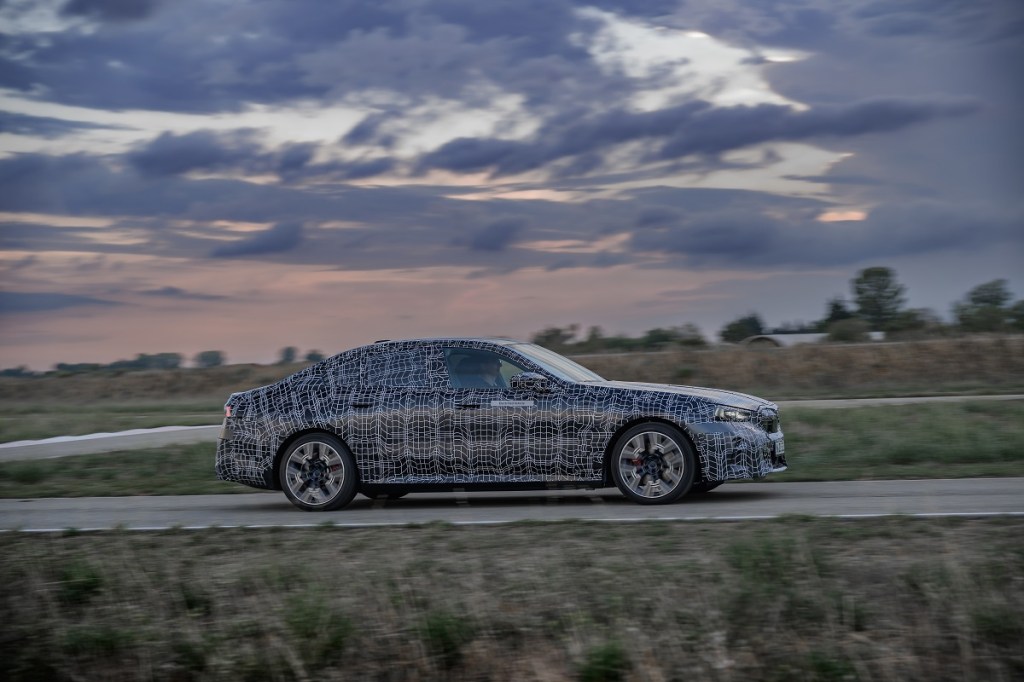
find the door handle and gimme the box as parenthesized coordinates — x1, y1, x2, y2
(350, 401, 373, 408)
(457, 403, 481, 409)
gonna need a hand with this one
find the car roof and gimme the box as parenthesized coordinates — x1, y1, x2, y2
(370, 337, 520, 346)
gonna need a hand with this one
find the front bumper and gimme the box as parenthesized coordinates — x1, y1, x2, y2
(686, 418, 787, 483)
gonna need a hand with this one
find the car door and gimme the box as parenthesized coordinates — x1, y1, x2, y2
(440, 346, 538, 481)
(351, 342, 445, 483)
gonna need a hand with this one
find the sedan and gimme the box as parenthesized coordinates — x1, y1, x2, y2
(216, 338, 786, 511)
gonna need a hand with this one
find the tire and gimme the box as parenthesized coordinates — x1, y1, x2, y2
(361, 486, 409, 500)
(278, 433, 357, 511)
(690, 481, 723, 494)
(610, 423, 696, 505)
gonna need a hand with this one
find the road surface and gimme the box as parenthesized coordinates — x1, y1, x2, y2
(2, 394, 1021, 461)
(2, 478, 1021, 531)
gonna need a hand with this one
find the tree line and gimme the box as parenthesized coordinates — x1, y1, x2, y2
(533, 267, 1024, 351)
(2, 266, 1021, 377)
(0, 346, 327, 378)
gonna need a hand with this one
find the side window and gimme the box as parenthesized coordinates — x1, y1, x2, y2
(363, 347, 430, 387)
(444, 348, 527, 389)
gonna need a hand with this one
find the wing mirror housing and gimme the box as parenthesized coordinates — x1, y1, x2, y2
(510, 372, 552, 393)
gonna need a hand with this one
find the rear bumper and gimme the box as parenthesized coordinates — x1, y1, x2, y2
(215, 423, 276, 490)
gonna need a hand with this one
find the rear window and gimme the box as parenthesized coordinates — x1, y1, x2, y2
(362, 346, 430, 387)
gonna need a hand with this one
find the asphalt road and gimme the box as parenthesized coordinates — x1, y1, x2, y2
(2, 394, 1021, 462)
(2, 478, 1021, 531)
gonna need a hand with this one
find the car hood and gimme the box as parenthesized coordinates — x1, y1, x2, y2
(594, 381, 776, 411)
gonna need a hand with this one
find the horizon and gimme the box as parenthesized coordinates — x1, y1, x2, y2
(1, 1, 1021, 371)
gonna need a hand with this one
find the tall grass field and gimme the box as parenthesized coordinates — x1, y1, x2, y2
(1, 518, 1021, 681)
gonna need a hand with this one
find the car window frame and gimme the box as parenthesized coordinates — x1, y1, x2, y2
(441, 346, 536, 390)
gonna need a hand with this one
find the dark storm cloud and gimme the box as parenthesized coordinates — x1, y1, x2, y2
(630, 201, 1019, 268)
(139, 286, 225, 301)
(0, 111, 123, 138)
(0, 291, 119, 313)
(61, 0, 163, 22)
(126, 130, 395, 182)
(210, 221, 305, 259)
(655, 97, 980, 160)
(635, 207, 680, 227)
(341, 113, 394, 146)
(418, 96, 979, 177)
(2, 0, 625, 114)
(128, 130, 265, 177)
(467, 218, 526, 252)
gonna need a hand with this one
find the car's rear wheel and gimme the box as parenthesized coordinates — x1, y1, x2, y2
(691, 481, 723, 493)
(279, 434, 357, 511)
(610, 423, 695, 505)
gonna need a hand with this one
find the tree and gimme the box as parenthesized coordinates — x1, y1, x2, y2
(719, 313, 764, 343)
(194, 350, 225, 368)
(305, 350, 325, 363)
(531, 325, 578, 351)
(278, 346, 298, 364)
(889, 308, 944, 336)
(826, 317, 870, 343)
(819, 297, 854, 330)
(852, 267, 906, 331)
(953, 279, 1013, 332)
(1010, 300, 1024, 333)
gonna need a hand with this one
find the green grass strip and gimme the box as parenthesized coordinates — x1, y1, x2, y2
(1, 401, 1022, 498)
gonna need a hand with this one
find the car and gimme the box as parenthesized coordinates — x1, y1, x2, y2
(216, 338, 787, 511)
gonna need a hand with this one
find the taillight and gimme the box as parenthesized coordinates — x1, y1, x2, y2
(225, 405, 233, 418)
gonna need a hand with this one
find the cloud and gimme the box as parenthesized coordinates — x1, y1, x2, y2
(630, 201, 1019, 268)
(0, 291, 119, 313)
(128, 130, 265, 177)
(210, 221, 305, 258)
(417, 96, 979, 177)
(60, 0, 163, 23)
(468, 218, 525, 251)
(0, 111, 125, 139)
(139, 286, 225, 301)
(126, 130, 394, 181)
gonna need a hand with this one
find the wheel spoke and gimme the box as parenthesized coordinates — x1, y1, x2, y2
(285, 440, 347, 507)
(616, 430, 688, 500)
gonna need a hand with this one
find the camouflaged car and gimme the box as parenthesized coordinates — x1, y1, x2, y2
(216, 338, 787, 511)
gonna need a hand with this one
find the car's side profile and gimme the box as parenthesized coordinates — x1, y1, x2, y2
(216, 338, 787, 511)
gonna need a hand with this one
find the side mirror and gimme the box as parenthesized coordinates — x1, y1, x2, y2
(510, 372, 552, 393)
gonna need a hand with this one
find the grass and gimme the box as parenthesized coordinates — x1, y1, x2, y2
(774, 400, 1024, 481)
(3, 336, 1023, 443)
(0, 443, 250, 497)
(0, 400, 223, 443)
(1, 401, 1022, 498)
(0, 517, 1021, 680)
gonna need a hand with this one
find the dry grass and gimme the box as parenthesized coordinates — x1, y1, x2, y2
(579, 335, 1024, 398)
(1, 517, 1021, 681)
(2, 336, 1022, 443)
(3, 337, 1022, 407)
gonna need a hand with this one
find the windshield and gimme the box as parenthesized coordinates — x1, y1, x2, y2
(511, 343, 604, 383)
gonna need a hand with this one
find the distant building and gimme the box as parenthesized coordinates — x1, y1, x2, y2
(739, 332, 885, 348)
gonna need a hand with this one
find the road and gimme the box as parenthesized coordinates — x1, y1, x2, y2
(2, 478, 1022, 531)
(2, 394, 1021, 461)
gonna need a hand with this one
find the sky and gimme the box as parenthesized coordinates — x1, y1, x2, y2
(0, 0, 1021, 369)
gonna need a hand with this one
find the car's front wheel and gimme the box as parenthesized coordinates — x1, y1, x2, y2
(279, 434, 357, 511)
(610, 423, 695, 505)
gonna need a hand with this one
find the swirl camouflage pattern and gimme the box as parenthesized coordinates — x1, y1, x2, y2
(216, 338, 787, 511)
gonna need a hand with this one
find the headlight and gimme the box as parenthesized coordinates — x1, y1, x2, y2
(715, 406, 753, 422)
